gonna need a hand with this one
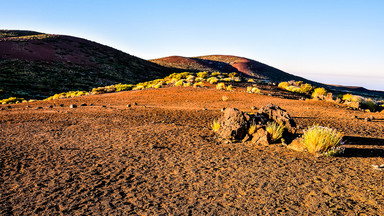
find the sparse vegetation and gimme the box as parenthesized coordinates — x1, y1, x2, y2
(216, 83, 226, 90)
(266, 121, 284, 143)
(302, 125, 344, 155)
(311, 87, 327, 99)
(222, 96, 229, 101)
(248, 123, 257, 135)
(0, 97, 25, 104)
(44, 91, 89, 101)
(211, 119, 220, 132)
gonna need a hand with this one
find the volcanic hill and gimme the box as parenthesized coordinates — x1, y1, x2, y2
(150, 55, 312, 83)
(0, 30, 173, 99)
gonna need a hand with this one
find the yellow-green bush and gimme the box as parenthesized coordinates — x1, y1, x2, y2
(266, 122, 284, 143)
(175, 79, 185, 87)
(211, 72, 221, 77)
(1, 97, 25, 104)
(115, 83, 135, 92)
(197, 71, 209, 78)
(207, 77, 219, 84)
(45, 91, 89, 101)
(342, 94, 362, 102)
(193, 82, 204, 88)
(278, 82, 289, 90)
(302, 125, 344, 155)
(212, 119, 220, 132)
(311, 88, 327, 99)
(216, 83, 226, 90)
(227, 85, 233, 91)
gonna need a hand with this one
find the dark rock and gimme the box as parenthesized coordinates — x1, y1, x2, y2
(364, 117, 371, 122)
(251, 106, 257, 110)
(59, 104, 64, 107)
(216, 108, 248, 140)
(370, 115, 375, 120)
(80, 103, 87, 106)
(351, 115, 357, 119)
(90, 103, 94, 106)
(134, 102, 138, 106)
(26, 105, 31, 108)
(258, 104, 297, 134)
(7, 105, 12, 109)
(1, 107, 5, 110)
(203, 107, 207, 111)
(221, 107, 226, 112)
(69, 104, 77, 108)
(48, 105, 53, 108)
(36, 107, 43, 109)
(127, 104, 131, 108)
(102, 105, 107, 108)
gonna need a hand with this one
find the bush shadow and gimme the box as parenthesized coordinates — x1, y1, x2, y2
(342, 136, 384, 158)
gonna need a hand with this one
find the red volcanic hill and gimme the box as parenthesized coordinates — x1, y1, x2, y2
(0, 30, 173, 99)
(151, 55, 312, 83)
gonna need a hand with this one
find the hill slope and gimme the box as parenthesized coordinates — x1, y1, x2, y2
(0, 30, 173, 99)
(150, 55, 312, 83)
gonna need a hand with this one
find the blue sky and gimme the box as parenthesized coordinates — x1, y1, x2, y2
(1, 0, 384, 90)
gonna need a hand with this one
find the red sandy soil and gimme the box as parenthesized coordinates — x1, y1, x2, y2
(1, 86, 384, 215)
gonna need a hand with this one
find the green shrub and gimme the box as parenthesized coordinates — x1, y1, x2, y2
(302, 125, 343, 155)
(363, 99, 378, 112)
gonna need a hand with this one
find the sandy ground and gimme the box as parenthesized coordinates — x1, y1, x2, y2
(1, 86, 384, 215)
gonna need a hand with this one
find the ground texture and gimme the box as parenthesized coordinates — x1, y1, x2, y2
(1, 86, 384, 215)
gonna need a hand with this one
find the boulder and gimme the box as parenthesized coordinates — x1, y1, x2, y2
(250, 128, 269, 146)
(287, 138, 306, 152)
(216, 108, 248, 140)
(258, 104, 297, 134)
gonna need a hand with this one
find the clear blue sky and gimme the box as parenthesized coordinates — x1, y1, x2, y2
(1, 0, 384, 90)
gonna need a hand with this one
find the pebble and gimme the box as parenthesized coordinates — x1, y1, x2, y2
(80, 103, 87, 106)
(203, 107, 207, 111)
(364, 117, 371, 122)
(48, 105, 53, 108)
(102, 105, 107, 108)
(127, 104, 131, 108)
(251, 106, 257, 110)
(221, 107, 226, 112)
(36, 107, 43, 109)
(69, 104, 77, 108)
(134, 102, 138, 106)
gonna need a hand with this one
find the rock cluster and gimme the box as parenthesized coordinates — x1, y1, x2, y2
(215, 104, 297, 145)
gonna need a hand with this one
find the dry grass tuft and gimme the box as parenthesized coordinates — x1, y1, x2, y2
(211, 119, 220, 132)
(266, 122, 284, 142)
(303, 125, 343, 155)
